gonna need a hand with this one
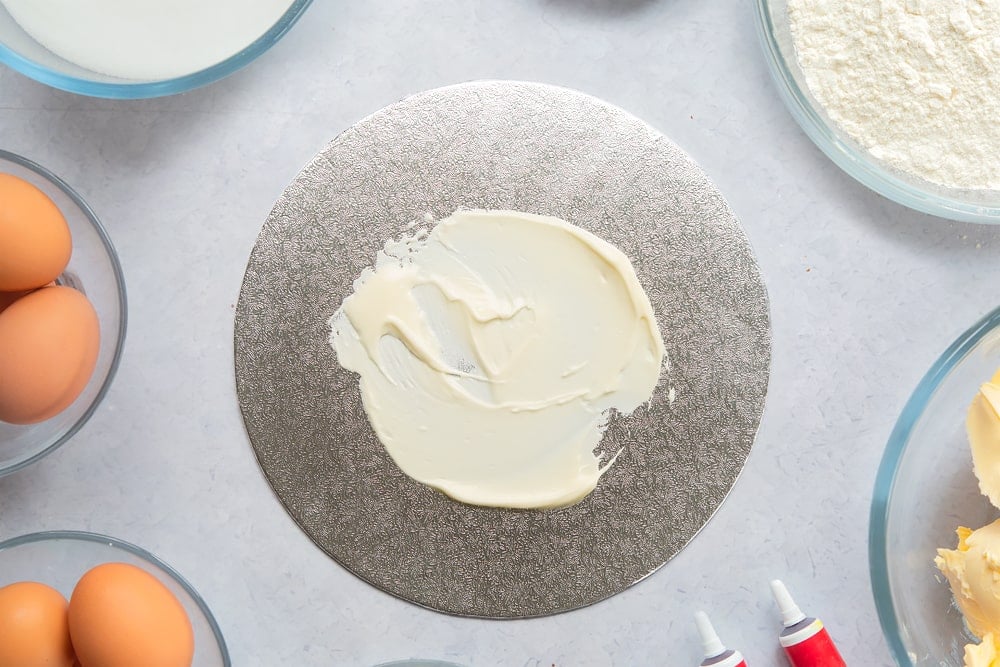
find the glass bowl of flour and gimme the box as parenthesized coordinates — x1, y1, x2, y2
(0, 0, 312, 98)
(755, 0, 1000, 223)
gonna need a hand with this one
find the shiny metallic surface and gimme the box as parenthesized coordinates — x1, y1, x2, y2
(234, 81, 771, 618)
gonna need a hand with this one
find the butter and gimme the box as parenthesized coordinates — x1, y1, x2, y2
(329, 209, 665, 509)
(970, 370, 1000, 508)
(936, 521, 1000, 639)
(966, 633, 1000, 667)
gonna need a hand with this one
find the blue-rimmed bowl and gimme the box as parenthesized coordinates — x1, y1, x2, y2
(0, 150, 127, 476)
(754, 0, 1000, 223)
(0, 531, 230, 666)
(0, 0, 312, 99)
(871, 306, 1000, 665)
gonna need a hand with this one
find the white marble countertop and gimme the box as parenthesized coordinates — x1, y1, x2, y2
(2, 1, 999, 665)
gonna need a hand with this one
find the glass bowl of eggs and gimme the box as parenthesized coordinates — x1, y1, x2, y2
(0, 149, 126, 476)
(754, 0, 1000, 223)
(870, 305, 1000, 664)
(0, 530, 230, 666)
(0, 0, 313, 99)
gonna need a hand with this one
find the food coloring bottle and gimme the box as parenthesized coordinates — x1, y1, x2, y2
(695, 610, 748, 667)
(769, 580, 847, 667)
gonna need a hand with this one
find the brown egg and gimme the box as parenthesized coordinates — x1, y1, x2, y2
(68, 563, 194, 667)
(0, 289, 31, 314)
(0, 285, 99, 424)
(0, 173, 72, 291)
(0, 282, 56, 315)
(0, 581, 76, 667)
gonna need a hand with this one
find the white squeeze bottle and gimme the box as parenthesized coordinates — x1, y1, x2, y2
(695, 611, 749, 667)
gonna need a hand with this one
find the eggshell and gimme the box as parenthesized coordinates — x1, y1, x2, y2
(0, 581, 76, 667)
(0, 285, 99, 424)
(0, 173, 72, 291)
(0, 289, 31, 314)
(68, 563, 194, 667)
(0, 283, 56, 315)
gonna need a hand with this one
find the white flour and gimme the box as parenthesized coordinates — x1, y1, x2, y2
(0, 0, 295, 80)
(788, 0, 1000, 190)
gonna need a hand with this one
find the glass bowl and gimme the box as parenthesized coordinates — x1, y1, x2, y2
(0, 0, 312, 99)
(0, 531, 230, 666)
(871, 305, 1000, 665)
(0, 149, 126, 476)
(754, 0, 1000, 224)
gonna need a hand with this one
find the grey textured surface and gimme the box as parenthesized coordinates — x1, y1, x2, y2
(4, 1, 1000, 663)
(234, 81, 771, 618)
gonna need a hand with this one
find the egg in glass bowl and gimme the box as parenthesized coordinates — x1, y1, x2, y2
(0, 149, 126, 477)
(0, 531, 230, 666)
(871, 305, 1000, 664)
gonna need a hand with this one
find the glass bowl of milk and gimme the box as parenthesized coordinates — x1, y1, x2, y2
(0, 0, 312, 98)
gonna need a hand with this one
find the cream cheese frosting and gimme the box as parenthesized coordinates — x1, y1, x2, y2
(328, 209, 665, 509)
(971, 370, 1000, 509)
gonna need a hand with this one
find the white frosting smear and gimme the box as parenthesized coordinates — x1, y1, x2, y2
(0, 0, 294, 80)
(329, 209, 665, 509)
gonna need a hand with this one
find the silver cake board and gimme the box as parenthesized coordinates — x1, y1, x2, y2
(234, 80, 771, 619)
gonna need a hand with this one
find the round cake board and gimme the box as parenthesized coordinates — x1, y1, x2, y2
(234, 80, 771, 619)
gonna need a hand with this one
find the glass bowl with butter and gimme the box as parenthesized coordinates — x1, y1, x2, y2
(0, 0, 312, 99)
(754, 0, 1000, 224)
(871, 305, 1000, 665)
